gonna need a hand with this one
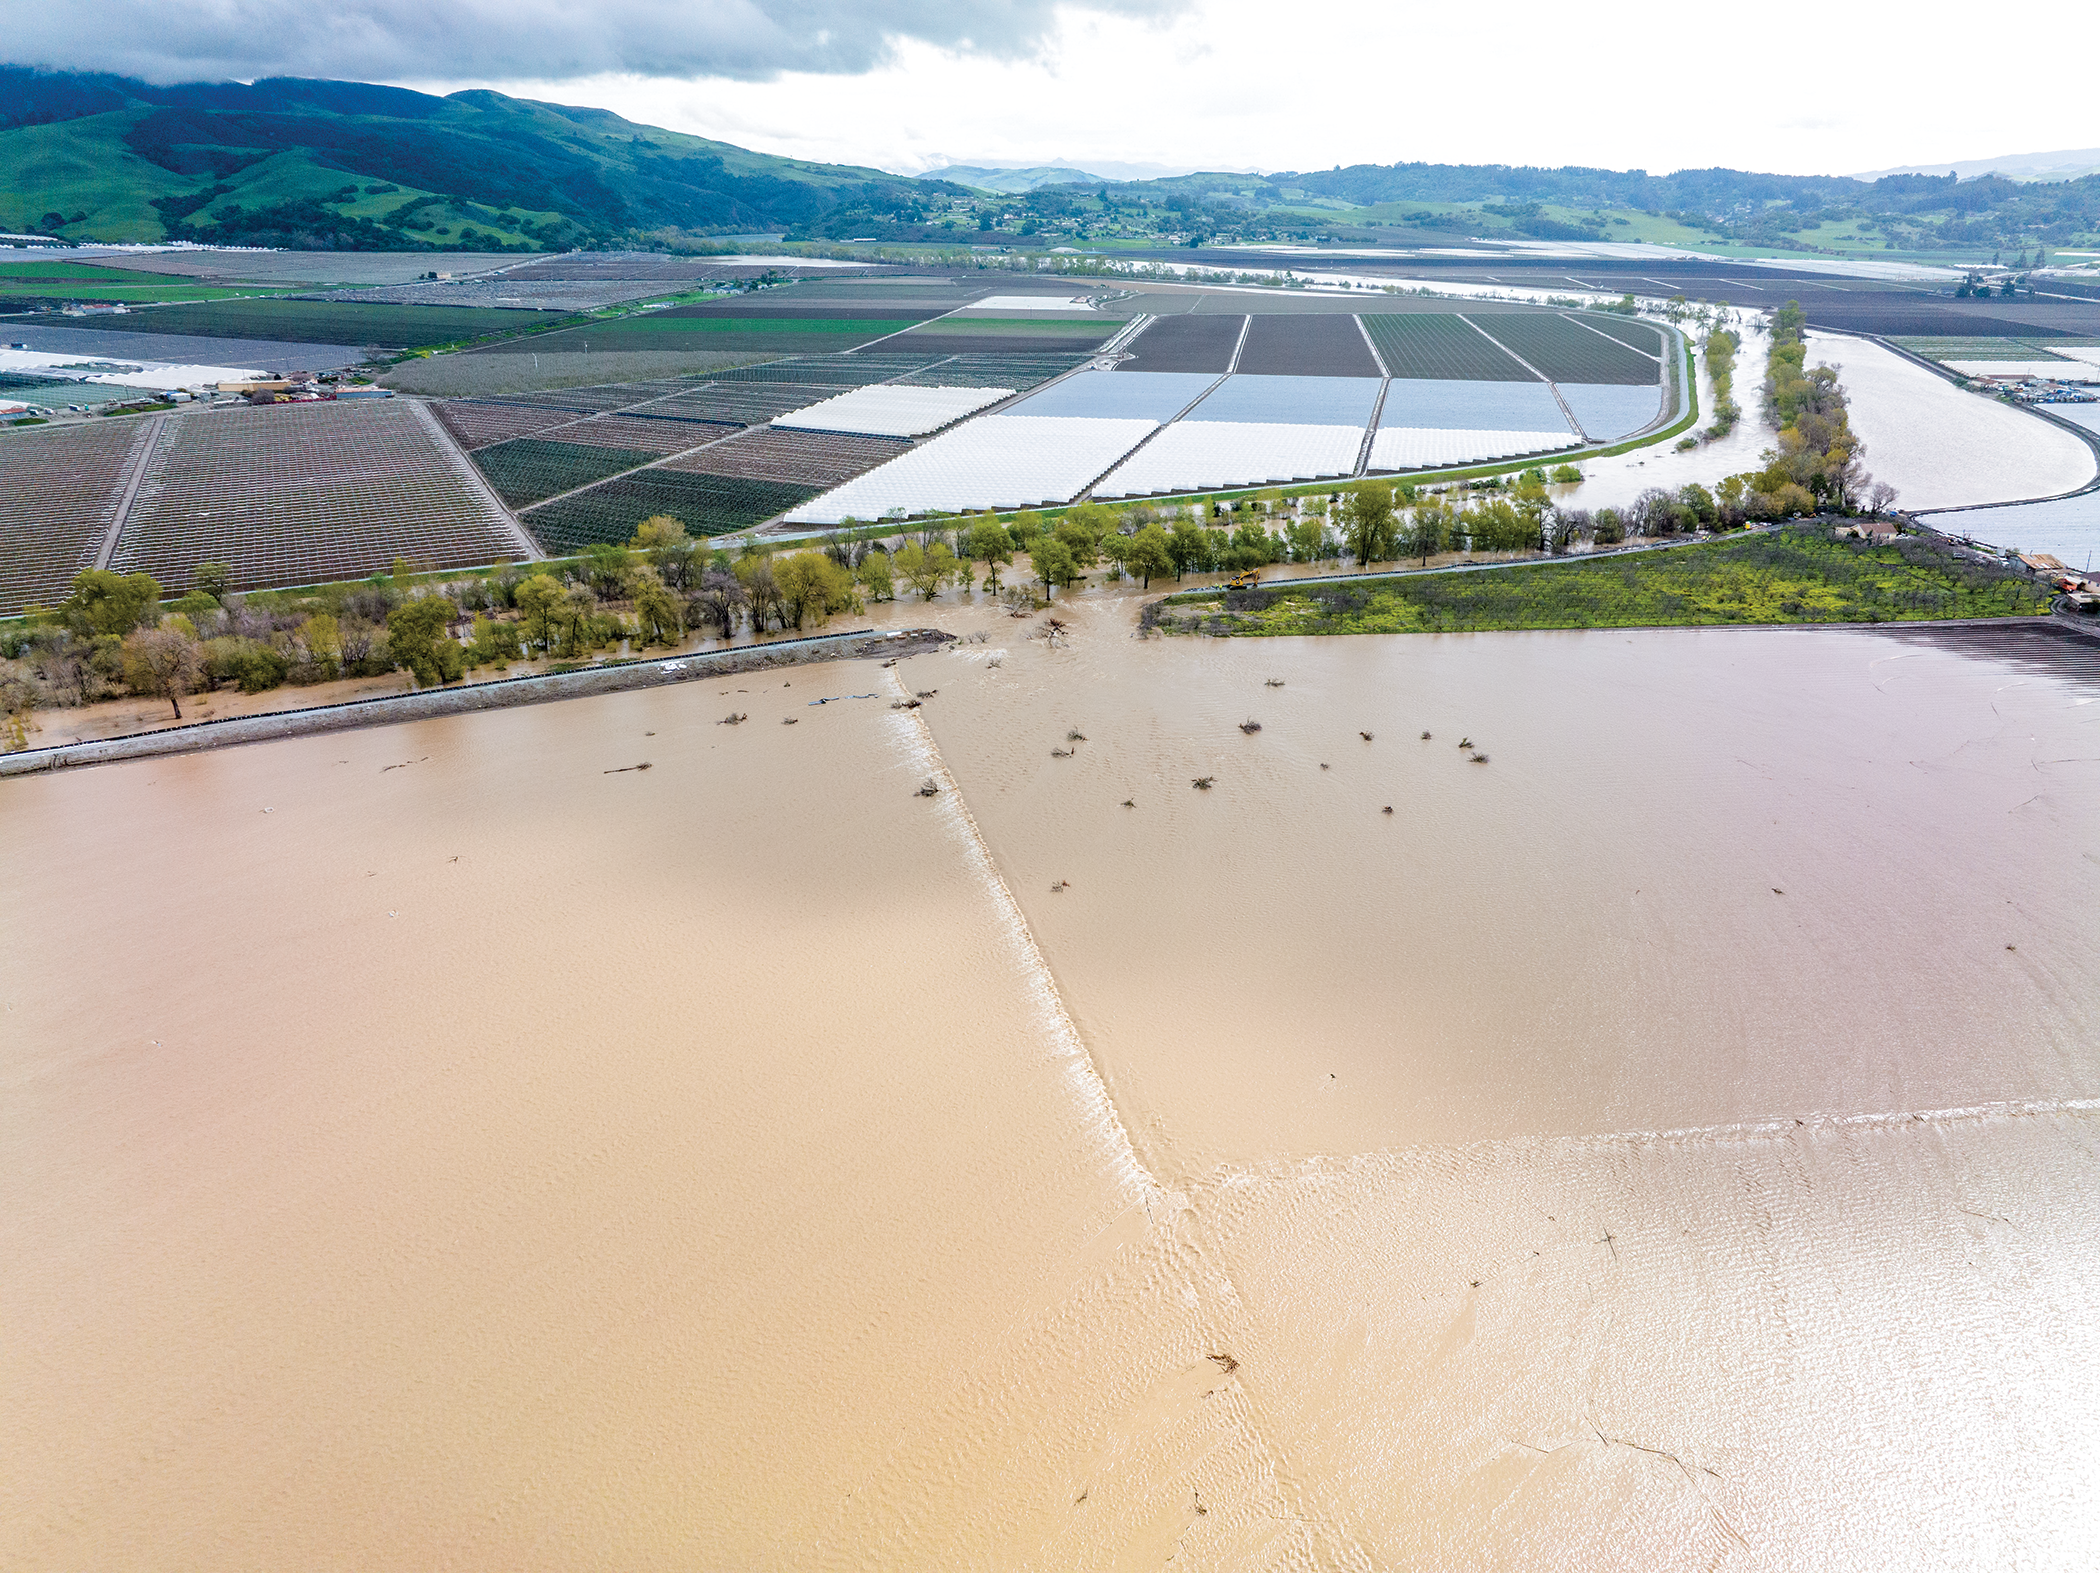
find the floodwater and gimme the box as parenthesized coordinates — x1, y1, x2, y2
(6, 592, 2100, 1569)
(1807, 331, 2095, 511)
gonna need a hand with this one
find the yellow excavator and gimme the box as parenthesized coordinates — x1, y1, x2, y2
(1224, 568, 1263, 590)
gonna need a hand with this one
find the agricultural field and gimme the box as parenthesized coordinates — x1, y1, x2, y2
(0, 420, 158, 616)
(894, 320, 1122, 355)
(1235, 314, 1381, 377)
(665, 427, 911, 486)
(786, 416, 1157, 524)
(0, 261, 290, 305)
(773, 384, 1011, 438)
(1571, 315, 1665, 356)
(110, 401, 522, 595)
(31, 300, 560, 349)
(1121, 315, 1245, 373)
(1099, 421, 1363, 496)
(470, 438, 671, 508)
(433, 399, 594, 450)
(708, 354, 943, 385)
(892, 353, 1092, 390)
(1360, 314, 1536, 382)
(1885, 337, 2094, 363)
(1156, 527, 2053, 636)
(1186, 374, 1381, 425)
(481, 316, 912, 355)
(1557, 384, 1665, 442)
(1468, 314, 1659, 385)
(1011, 370, 1217, 420)
(523, 471, 824, 552)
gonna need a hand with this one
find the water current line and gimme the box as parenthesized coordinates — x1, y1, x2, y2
(878, 665, 1167, 1202)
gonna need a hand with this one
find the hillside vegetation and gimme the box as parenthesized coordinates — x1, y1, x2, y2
(0, 68, 960, 249)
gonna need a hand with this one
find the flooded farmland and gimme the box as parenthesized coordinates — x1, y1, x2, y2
(5, 593, 2099, 1569)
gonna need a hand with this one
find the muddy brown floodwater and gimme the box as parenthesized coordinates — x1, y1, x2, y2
(4, 589, 2098, 1570)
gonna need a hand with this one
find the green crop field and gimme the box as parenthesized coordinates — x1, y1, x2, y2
(1885, 337, 2086, 361)
(1154, 527, 2053, 636)
(49, 300, 562, 347)
(899, 317, 1118, 340)
(480, 317, 906, 354)
(470, 438, 663, 507)
(1470, 314, 1658, 385)
(523, 470, 822, 552)
(1361, 314, 1535, 381)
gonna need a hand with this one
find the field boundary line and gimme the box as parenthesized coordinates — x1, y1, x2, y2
(1075, 373, 1232, 502)
(1354, 378, 1389, 478)
(412, 398, 544, 561)
(1352, 313, 1390, 377)
(1225, 314, 1252, 374)
(95, 412, 171, 571)
(1558, 311, 1663, 361)
(1460, 315, 1588, 440)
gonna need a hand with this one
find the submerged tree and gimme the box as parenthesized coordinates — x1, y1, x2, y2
(119, 626, 204, 719)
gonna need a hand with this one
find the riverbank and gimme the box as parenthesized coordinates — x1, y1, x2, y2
(0, 626, 953, 777)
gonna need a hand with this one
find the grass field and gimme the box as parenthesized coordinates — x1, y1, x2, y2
(480, 318, 905, 354)
(1884, 337, 2087, 362)
(43, 300, 561, 348)
(1153, 527, 2053, 635)
(0, 261, 290, 304)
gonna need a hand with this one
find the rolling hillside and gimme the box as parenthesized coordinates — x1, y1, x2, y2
(0, 68, 961, 250)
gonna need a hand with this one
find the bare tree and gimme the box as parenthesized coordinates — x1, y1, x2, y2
(120, 628, 205, 720)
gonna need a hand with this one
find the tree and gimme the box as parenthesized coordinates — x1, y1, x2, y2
(63, 569, 162, 637)
(965, 519, 1014, 593)
(1339, 485, 1397, 567)
(514, 574, 564, 654)
(1033, 537, 1077, 598)
(631, 515, 697, 589)
(191, 562, 233, 602)
(773, 552, 860, 629)
(581, 542, 633, 599)
(859, 549, 895, 603)
(630, 566, 684, 645)
(894, 541, 956, 601)
(300, 613, 342, 676)
(1167, 520, 1209, 579)
(1127, 525, 1173, 587)
(120, 626, 204, 719)
(387, 597, 465, 687)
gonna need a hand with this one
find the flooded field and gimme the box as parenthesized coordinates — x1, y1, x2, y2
(6, 590, 2099, 1568)
(1807, 332, 2095, 509)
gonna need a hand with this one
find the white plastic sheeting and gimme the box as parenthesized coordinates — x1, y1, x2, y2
(1557, 383, 1662, 442)
(1367, 427, 1579, 471)
(783, 416, 1157, 523)
(1097, 421, 1363, 496)
(1011, 369, 1218, 420)
(772, 384, 1012, 438)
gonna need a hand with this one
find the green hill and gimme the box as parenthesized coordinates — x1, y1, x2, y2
(0, 67, 963, 250)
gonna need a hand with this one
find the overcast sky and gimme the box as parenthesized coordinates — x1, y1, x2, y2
(12, 0, 2095, 179)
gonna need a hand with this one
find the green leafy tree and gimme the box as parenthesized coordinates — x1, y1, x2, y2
(1339, 486, 1397, 567)
(514, 574, 564, 654)
(774, 552, 861, 628)
(894, 541, 957, 601)
(1127, 525, 1173, 588)
(1033, 537, 1077, 598)
(387, 597, 465, 687)
(1167, 520, 1210, 579)
(859, 549, 895, 602)
(630, 566, 684, 645)
(63, 569, 162, 637)
(191, 562, 233, 603)
(1408, 506, 1448, 565)
(630, 515, 698, 589)
(965, 519, 1015, 592)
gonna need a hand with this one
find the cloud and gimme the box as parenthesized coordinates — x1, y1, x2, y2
(6, 0, 1186, 85)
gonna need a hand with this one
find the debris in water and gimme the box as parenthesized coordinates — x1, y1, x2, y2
(1420, 731, 1431, 740)
(782, 717, 799, 725)
(1458, 736, 1473, 749)
(1051, 747, 1072, 758)
(1192, 776, 1215, 790)
(604, 762, 653, 774)
(1469, 752, 1489, 764)
(1121, 799, 1135, 808)
(1067, 730, 1087, 742)
(1382, 805, 1393, 814)
(1050, 880, 1071, 892)
(915, 689, 938, 699)
(1239, 719, 1262, 734)
(719, 712, 747, 725)
(1320, 763, 1330, 770)
(915, 778, 940, 797)
(1360, 730, 1374, 741)
(891, 699, 922, 710)
(1265, 678, 1285, 687)
(1208, 1353, 1239, 1375)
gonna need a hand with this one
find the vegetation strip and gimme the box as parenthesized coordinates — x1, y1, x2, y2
(0, 627, 952, 778)
(1146, 525, 2054, 636)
